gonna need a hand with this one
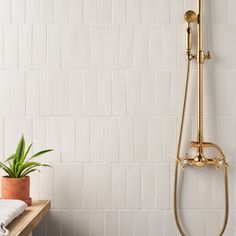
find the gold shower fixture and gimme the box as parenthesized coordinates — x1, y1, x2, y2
(173, 0, 229, 235)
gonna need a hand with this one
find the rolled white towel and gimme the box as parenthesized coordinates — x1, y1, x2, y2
(0, 200, 27, 236)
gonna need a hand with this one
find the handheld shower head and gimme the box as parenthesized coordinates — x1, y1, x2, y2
(184, 10, 197, 23)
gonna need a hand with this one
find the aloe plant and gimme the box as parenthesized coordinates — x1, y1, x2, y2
(0, 135, 53, 178)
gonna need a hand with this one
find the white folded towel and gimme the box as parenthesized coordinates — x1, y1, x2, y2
(0, 200, 27, 236)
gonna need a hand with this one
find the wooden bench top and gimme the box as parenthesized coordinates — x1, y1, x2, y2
(7, 200, 50, 236)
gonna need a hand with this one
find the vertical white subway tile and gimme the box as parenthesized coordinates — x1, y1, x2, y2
(120, 211, 134, 236)
(156, 164, 170, 209)
(47, 25, 61, 69)
(223, 25, 236, 70)
(68, 164, 83, 209)
(97, 164, 112, 209)
(69, 0, 82, 23)
(163, 211, 177, 235)
(40, 0, 53, 23)
(97, 72, 112, 115)
(213, 168, 224, 209)
(76, 211, 91, 236)
(90, 117, 104, 162)
(26, 71, 40, 116)
(11, 0, 25, 23)
(90, 25, 105, 70)
(0, 0, 10, 23)
(164, 24, 177, 70)
(127, 0, 141, 23)
(39, 165, 54, 204)
(19, 25, 32, 69)
(199, 168, 214, 208)
(141, 71, 155, 115)
(61, 117, 75, 163)
(148, 118, 163, 162)
(105, 211, 119, 236)
(54, 71, 69, 116)
(127, 71, 141, 115)
(229, 0, 236, 23)
(47, 211, 61, 236)
(47, 117, 61, 163)
(163, 118, 177, 162)
(54, 164, 68, 209)
(112, 164, 127, 209)
(127, 164, 141, 209)
(11, 72, 26, 115)
(69, 71, 83, 115)
(30, 171, 40, 199)
(97, 0, 112, 23)
(33, 117, 47, 162)
(141, 0, 155, 23)
(134, 117, 148, 162)
(83, 164, 97, 209)
(134, 25, 148, 69)
(0, 72, 11, 115)
(214, 72, 229, 115)
(84, 72, 97, 115)
(192, 211, 206, 236)
(4, 25, 18, 69)
(61, 211, 76, 236)
(90, 211, 104, 236)
(4, 117, 19, 156)
(119, 118, 133, 162)
(180, 167, 199, 209)
(0, 25, 3, 69)
(156, 0, 169, 23)
(148, 211, 163, 236)
(61, 25, 75, 69)
(17, 117, 32, 142)
(40, 72, 54, 116)
(54, 0, 68, 23)
(76, 118, 90, 163)
(104, 118, 119, 163)
(212, 0, 228, 23)
(170, 0, 184, 23)
(141, 164, 155, 208)
(206, 211, 221, 236)
(76, 25, 90, 69)
(148, 25, 163, 70)
(106, 25, 119, 70)
(170, 71, 185, 116)
(134, 211, 148, 236)
(112, 71, 127, 115)
(84, 0, 97, 24)
(156, 71, 170, 115)
(119, 25, 134, 69)
(32, 25, 47, 69)
(112, 0, 126, 24)
(26, 0, 40, 23)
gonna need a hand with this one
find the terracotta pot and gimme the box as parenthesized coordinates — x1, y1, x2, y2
(1, 176, 32, 206)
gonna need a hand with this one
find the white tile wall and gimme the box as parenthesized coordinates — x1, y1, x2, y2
(0, 0, 233, 235)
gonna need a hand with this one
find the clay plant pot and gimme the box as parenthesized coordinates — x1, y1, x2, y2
(1, 176, 32, 206)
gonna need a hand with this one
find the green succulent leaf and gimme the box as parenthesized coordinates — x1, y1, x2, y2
(0, 135, 53, 178)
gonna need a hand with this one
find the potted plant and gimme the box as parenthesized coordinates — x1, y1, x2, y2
(0, 135, 53, 206)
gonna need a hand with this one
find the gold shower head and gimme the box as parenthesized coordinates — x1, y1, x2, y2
(184, 10, 197, 23)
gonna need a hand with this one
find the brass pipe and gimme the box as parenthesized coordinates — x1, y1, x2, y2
(174, 0, 229, 234)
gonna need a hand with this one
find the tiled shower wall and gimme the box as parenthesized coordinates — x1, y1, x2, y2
(0, 0, 235, 235)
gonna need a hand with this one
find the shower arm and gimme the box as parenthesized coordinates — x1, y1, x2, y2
(174, 0, 229, 235)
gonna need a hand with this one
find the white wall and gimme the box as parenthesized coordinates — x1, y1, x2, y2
(0, 0, 235, 235)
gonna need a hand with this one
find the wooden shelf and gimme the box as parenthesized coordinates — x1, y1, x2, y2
(7, 200, 51, 236)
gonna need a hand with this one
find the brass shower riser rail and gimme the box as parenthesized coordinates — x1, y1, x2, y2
(173, 0, 229, 235)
